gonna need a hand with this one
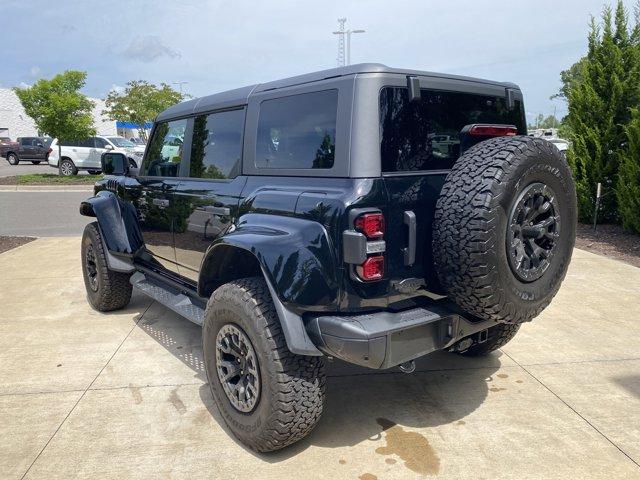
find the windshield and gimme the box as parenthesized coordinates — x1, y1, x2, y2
(108, 137, 135, 148)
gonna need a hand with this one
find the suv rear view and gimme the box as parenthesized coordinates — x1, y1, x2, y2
(79, 64, 576, 452)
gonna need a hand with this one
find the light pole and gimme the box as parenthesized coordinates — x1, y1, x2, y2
(333, 19, 365, 66)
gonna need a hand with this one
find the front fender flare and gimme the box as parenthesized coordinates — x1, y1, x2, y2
(80, 190, 143, 272)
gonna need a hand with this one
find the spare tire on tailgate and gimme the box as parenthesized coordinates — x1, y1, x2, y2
(433, 136, 576, 324)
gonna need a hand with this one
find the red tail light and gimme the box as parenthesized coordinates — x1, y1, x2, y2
(356, 256, 384, 281)
(469, 124, 518, 137)
(354, 212, 385, 239)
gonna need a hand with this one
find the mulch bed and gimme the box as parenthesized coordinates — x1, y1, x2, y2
(0, 236, 36, 254)
(575, 223, 640, 268)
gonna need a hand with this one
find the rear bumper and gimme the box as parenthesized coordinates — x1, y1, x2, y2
(306, 302, 496, 369)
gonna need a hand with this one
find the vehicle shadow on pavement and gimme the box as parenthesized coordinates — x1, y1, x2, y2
(137, 302, 502, 461)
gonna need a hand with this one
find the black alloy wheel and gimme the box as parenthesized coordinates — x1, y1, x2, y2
(507, 182, 561, 282)
(215, 323, 261, 413)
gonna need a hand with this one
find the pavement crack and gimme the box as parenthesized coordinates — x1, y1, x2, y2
(502, 350, 640, 470)
(19, 302, 153, 480)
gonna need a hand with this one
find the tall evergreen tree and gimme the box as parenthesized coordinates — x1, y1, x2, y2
(617, 109, 640, 232)
(565, 2, 640, 223)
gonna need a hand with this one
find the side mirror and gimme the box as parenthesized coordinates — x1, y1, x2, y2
(104, 144, 114, 150)
(101, 152, 129, 176)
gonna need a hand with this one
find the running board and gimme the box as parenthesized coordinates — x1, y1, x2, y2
(130, 272, 204, 326)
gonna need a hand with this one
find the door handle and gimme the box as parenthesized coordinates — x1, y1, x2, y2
(153, 198, 170, 208)
(403, 210, 416, 266)
(204, 205, 231, 216)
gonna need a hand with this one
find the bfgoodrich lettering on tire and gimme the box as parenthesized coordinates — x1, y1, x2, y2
(202, 277, 325, 452)
(433, 136, 576, 324)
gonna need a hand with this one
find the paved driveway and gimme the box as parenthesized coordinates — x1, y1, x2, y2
(1, 239, 639, 479)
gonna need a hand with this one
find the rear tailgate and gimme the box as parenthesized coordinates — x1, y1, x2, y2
(379, 84, 526, 291)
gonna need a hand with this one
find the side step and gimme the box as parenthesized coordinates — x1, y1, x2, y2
(130, 272, 205, 326)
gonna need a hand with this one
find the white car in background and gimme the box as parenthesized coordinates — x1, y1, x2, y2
(48, 135, 145, 176)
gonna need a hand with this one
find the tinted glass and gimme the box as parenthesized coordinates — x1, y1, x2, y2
(190, 109, 244, 179)
(256, 90, 337, 169)
(141, 119, 187, 177)
(94, 138, 109, 148)
(380, 87, 526, 172)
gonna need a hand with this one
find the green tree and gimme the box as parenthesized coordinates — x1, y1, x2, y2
(528, 114, 561, 130)
(617, 108, 640, 232)
(565, 1, 640, 223)
(551, 57, 588, 101)
(103, 81, 184, 140)
(13, 70, 95, 141)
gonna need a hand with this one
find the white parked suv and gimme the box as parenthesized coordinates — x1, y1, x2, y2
(48, 135, 145, 176)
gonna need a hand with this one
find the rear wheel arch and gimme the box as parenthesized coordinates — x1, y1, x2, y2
(199, 243, 322, 356)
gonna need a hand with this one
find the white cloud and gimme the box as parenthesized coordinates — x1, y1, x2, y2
(123, 35, 181, 62)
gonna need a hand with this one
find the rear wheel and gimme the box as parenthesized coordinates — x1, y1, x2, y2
(81, 222, 132, 311)
(433, 136, 576, 324)
(7, 153, 18, 165)
(59, 158, 78, 176)
(203, 277, 325, 452)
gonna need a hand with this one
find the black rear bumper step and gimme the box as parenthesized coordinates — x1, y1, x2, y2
(306, 305, 495, 369)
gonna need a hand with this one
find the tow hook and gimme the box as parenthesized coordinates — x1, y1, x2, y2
(399, 360, 416, 373)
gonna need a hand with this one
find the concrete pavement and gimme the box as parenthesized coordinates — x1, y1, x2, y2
(1, 238, 639, 479)
(0, 192, 91, 236)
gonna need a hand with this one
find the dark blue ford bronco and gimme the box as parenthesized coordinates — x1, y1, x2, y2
(80, 64, 576, 452)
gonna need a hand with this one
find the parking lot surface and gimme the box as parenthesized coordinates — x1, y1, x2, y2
(1, 239, 639, 479)
(0, 192, 92, 236)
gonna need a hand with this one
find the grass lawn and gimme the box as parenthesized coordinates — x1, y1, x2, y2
(0, 174, 102, 185)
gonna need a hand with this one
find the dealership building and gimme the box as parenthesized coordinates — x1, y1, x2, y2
(0, 88, 149, 140)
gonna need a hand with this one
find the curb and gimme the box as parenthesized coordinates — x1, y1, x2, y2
(0, 185, 93, 192)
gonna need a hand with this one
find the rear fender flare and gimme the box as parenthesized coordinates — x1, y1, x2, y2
(199, 213, 341, 356)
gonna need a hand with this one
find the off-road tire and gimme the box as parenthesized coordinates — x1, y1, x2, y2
(31, 161, 41, 165)
(203, 277, 325, 452)
(433, 136, 576, 324)
(59, 158, 78, 176)
(81, 222, 132, 311)
(7, 153, 18, 165)
(458, 323, 521, 356)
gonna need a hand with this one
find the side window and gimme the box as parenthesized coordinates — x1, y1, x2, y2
(189, 109, 244, 179)
(94, 138, 108, 148)
(141, 119, 187, 177)
(256, 90, 338, 169)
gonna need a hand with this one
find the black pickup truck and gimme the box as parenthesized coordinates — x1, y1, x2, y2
(0, 136, 52, 165)
(79, 64, 576, 452)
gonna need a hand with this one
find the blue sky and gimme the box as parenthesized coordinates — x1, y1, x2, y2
(2, 0, 636, 123)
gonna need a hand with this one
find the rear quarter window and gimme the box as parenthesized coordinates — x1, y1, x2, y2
(255, 89, 338, 169)
(380, 87, 525, 173)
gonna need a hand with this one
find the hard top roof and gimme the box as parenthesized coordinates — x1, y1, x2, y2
(156, 63, 519, 121)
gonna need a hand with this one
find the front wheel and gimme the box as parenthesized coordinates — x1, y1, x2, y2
(81, 222, 132, 311)
(203, 277, 325, 452)
(7, 154, 18, 165)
